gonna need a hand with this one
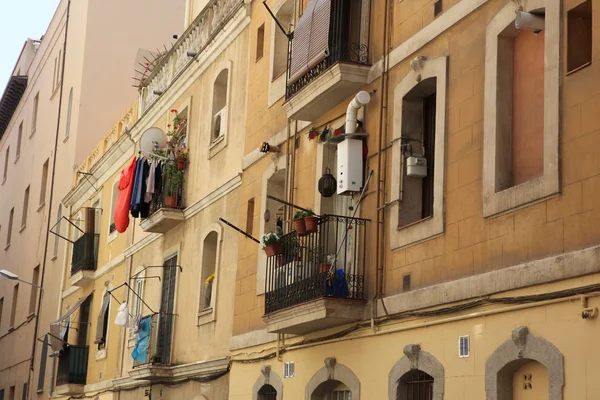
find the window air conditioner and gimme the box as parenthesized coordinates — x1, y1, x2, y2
(212, 108, 227, 141)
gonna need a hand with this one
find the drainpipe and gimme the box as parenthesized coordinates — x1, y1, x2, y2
(28, 1, 71, 399)
(345, 91, 371, 134)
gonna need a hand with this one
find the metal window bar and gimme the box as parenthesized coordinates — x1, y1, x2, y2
(398, 370, 434, 400)
(70, 233, 99, 275)
(257, 384, 278, 400)
(264, 214, 368, 314)
(285, 0, 369, 100)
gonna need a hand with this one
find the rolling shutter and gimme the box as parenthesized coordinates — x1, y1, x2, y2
(288, 0, 332, 84)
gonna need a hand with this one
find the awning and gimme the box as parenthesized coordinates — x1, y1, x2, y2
(49, 293, 92, 354)
(288, 0, 332, 84)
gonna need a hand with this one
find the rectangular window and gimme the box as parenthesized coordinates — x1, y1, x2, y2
(52, 58, 57, 90)
(567, 0, 592, 74)
(434, 0, 442, 17)
(20, 383, 26, 400)
(57, 50, 62, 86)
(246, 198, 255, 235)
(256, 23, 265, 61)
(4, 146, 9, 181)
(53, 205, 62, 258)
(7, 207, 14, 248)
(0, 389, 4, 400)
(28, 266, 39, 315)
(272, 0, 294, 80)
(94, 294, 110, 348)
(16, 122, 22, 160)
(109, 182, 118, 234)
(398, 84, 436, 228)
(21, 186, 29, 229)
(0, 297, 4, 329)
(77, 297, 91, 346)
(31, 93, 39, 134)
(39, 159, 49, 207)
(8, 387, 14, 400)
(9, 284, 18, 328)
(37, 335, 48, 392)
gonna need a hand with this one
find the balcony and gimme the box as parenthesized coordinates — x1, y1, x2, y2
(283, 0, 370, 121)
(129, 313, 175, 381)
(139, 162, 185, 233)
(70, 233, 99, 287)
(263, 215, 368, 334)
(55, 345, 88, 395)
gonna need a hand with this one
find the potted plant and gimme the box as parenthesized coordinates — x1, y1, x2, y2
(164, 163, 183, 208)
(304, 209, 319, 233)
(174, 145, 188, 171)
(261, 232, 282, 257)
(293, 210, 308, 236)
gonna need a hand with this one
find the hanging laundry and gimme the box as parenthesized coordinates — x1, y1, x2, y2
(132, 160, 151, 218)
(131, 315, 152, 364)
(114, 302, 129, 327)
(114, 157, 137, 233)
(130, 158, 145, 217)
(144, 160, 157, 203)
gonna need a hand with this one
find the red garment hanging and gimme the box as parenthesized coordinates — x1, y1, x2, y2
(114, 157, 138, 233)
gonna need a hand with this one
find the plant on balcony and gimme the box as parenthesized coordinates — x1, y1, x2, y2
(153, 109, 189, 171)
(304, 209, 319, 233)
(174, 145, 188, 171)
(164, 162, 184, 208)
(293, 210, 308, 236)
(261, 232, 282, 257)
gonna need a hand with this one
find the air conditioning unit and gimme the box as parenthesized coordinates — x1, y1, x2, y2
(337, 139, 363, 195)
(212, 107, 227, 142)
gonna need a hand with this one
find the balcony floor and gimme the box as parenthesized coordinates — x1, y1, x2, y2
(139, 208, 185, 233)
(284, 62, 371, 121)
(263, 297, 366, 335)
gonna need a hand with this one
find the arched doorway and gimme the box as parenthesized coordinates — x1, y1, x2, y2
(512, 361, 549, 400)
(258, 384, 278, 400)
(396, 370, 434, 400)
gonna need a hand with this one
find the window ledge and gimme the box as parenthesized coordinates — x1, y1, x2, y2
(37, 202, 46, 212)
(96, 348, 107, 361)
(14, 155, 19, 164)
(566, 61, 592, 76)
(208, 135, 226, 159)
(29, 129, 36, 139)
(107, 230, 118, 244)
(197, 308, 216, 326)
(19, 225, 26, 233)
(63, 135, 70, 143)
(4, 243, 10, 251)
(50, 84, 60, 100)
(2, 177, 6, 185)
(51, 255, 58, 261)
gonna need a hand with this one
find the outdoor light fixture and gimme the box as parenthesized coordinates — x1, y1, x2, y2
(318, 168, 337, 198)
(0, 269, 18, 280)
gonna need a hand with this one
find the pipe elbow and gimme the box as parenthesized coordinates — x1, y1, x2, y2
(346, 91, 371, 134)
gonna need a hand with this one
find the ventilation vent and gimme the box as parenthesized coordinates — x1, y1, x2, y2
(459, 335, 470, 358)
(284, 361, 295, 378)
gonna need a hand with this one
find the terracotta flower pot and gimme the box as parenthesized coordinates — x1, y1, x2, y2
(318, 263, 331, 273)
(294, 218, 307, 236)
(304, 216, 319, 233)
(175, 157, 186, 171)
(165, 195, 178, 208)
(264, 243, 283, 257)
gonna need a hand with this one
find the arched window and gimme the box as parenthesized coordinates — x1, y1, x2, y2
(396, 370, 434, 400)
(65, 87, 73, 139)
(201, 231, 218, 310)
(211, 69, 228, 143)
(258, 384, 277, 400)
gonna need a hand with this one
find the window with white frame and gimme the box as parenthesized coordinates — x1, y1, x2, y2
(200, 231, 219, 311)
(211, 69, 229, 143)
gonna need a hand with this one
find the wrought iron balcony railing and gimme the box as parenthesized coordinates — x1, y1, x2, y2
(70, 233, 99, 276)
(132, 313, 175, 368)
(285, 0, 369, 100)
(264, 214, 368, 314)
(147, 161, 185, 217)
(56, 345, 88, 386)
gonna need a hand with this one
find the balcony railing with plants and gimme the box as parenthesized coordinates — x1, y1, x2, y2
(263, 214, 368, 314)
(56, 345, 89, 386)
(285, 0, 369, 100)
(70, 233, 99, 276)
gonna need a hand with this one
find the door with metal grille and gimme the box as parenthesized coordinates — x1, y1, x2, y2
(397, 370, 434, 400)
(258, 384, 277, 400)
(156, 255, 177, 364)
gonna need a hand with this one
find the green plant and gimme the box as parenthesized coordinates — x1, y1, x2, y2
(164, 163, 184, 196)
(261, 232, 281, 247)
(293, 210, 307, 220)
(305, 209, 315, 217)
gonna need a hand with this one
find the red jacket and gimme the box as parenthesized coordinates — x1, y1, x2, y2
(114, 157, 137, 233)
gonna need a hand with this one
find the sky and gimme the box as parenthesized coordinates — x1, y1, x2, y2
(0, 0, 60, 90)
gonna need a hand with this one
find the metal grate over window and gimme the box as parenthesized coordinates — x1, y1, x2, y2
(258, 384, 277, 400)
(398, 369, 434, 400)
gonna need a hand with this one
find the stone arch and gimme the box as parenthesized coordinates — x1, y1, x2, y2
(388, 344, 445, 400)
(485, 326, 564, 400)
(253, 365, 283, 400)
(306, 357, 360, 400)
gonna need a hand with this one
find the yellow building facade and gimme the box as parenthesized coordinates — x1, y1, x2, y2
(229, 0, 600, 399)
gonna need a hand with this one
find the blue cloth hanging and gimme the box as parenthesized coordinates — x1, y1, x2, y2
(131, 315, 152, 363)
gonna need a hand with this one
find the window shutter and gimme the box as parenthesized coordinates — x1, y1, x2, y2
(21, 383, 27, 400)
(289, 0, 332, 84)
(37, 335, 48, 391)
(94, 294, 110, 344)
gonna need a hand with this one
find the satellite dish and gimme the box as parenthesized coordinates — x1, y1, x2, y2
(140, 127, 167, 153)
